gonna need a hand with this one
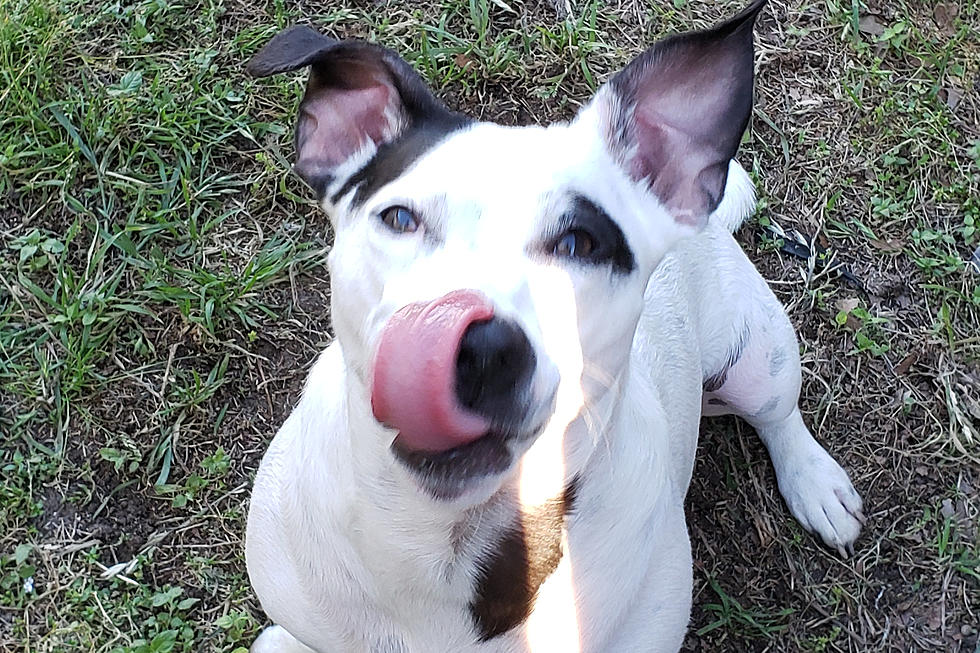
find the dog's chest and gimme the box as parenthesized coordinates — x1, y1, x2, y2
(466, 481, 578, 641)
(346, 482, 579, 650)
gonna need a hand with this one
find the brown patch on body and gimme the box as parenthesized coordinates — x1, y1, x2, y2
(469, 478, 579, 641)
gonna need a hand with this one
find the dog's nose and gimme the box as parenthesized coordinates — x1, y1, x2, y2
(455, 317, 535, 423)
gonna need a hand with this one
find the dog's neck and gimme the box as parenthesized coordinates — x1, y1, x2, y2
(338, 367, 586, 639)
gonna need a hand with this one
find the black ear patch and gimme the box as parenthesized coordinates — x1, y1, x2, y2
(596, 1, 765, 228)
(247, 25, 470, 204)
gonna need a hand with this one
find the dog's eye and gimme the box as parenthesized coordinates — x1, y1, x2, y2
(379, 206, 419, 233)
(553, 229, 597, 260)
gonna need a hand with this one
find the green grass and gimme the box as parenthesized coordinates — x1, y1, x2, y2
(1, 0, 978, 651)
(0, 0, 319, 648)
(696, 577, 794, 640)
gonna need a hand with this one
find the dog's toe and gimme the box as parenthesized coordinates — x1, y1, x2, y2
(776, 447, 864, 556)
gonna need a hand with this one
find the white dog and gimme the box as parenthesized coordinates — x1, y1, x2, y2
(244, 2, 864, 651)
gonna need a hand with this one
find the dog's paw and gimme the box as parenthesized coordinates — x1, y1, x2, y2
(774, 446, 865, 557)
(251, 625, 317, 653)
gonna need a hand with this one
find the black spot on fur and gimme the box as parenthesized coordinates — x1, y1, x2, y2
(703, 324, 749, 392)
(769, 346, 787, 377)
(332, 113, 472, 207)
(756, 395, 781, 416)
(469, 478, 579, 640)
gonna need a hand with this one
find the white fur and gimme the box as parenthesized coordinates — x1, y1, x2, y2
(246, 101, 862, 652)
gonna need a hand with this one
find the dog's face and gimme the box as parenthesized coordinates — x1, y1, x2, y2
(248, 1, 762, 502)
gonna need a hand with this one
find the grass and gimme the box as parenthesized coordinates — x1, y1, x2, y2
(1, 0, 978, 651)
(696, 577, 794, 640)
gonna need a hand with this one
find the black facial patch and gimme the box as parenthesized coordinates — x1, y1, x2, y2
(548, 194, 636, 274)
(330, 113, 472, 207)
(469, 478, 579, 641)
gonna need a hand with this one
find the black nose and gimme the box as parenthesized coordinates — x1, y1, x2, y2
(455, 317, 535, 424)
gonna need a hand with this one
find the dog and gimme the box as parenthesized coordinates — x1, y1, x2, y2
(243, 2, 864, 651)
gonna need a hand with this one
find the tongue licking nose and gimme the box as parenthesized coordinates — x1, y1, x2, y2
(371, 290, 494, 454)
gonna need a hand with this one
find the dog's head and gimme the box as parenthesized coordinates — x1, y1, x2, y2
(248, 1, 763, 502)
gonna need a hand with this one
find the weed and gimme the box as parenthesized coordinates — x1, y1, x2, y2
(835, 303, 891, 357)
(696, 577, 794, 639)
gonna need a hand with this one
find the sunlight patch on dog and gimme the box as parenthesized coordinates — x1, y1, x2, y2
(519, 267, 583, 652)
(519, 267, 584, 508)
(524, 532, 582, 653)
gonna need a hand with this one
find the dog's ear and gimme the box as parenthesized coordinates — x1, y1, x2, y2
(247, 25, 465, 199)
(586, 0, 764, 228)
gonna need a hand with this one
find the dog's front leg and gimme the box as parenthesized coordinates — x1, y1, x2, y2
(701, 254, 866, 556)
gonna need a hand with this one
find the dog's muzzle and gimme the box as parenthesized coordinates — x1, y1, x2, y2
(371, 289, 535, 456)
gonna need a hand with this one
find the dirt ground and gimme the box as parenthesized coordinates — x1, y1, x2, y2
(1, 0, 977, 651)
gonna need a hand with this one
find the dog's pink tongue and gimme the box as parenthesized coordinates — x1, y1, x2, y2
(372, 290, 493, 453)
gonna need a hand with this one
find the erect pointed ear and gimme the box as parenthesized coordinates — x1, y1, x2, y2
(247, 25, 468, 202)
(587, 0, 764, 228)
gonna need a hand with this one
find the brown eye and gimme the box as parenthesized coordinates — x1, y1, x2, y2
(379, 206, 419, 233)
(553, 229, 597, 259)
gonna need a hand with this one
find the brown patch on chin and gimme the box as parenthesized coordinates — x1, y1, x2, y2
(468, 477, 579, 641)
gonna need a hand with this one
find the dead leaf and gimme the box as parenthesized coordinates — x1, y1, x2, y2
(955, 499, 969, 521)
(869, 237, 905, 253)
(941, 498, 955, 519)
(957, 477, 975, 496)
(942, 86, 963, 110)
(837, 297, 860, 314)
(895, 353, 918, 375)
(858, 14, 885, 37)
(934, 2, 959, 36)
(454, 54, 474, 71)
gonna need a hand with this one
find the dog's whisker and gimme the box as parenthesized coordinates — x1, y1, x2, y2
(580, 360, 617, 393)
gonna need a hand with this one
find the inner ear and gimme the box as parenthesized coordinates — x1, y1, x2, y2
(591, 0, 765, 227)
(295, 54, 404, 187)
(247, 26, 470, 204)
